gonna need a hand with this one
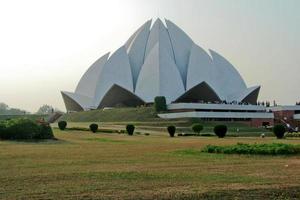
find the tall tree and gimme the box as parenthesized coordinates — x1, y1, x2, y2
(36, 105, 54, 114)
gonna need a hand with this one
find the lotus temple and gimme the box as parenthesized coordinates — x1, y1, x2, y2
(61, 18, 300, 127)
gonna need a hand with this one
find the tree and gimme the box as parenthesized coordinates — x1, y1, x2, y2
(154, 96, 167, 112)
(0, 103, 27, 115)
(36, 105, 54, 114)
(0, 103, 9, 111)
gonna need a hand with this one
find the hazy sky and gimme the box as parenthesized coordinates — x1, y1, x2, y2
(0, 0, 299, 112)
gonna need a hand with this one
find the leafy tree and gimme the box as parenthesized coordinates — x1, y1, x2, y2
(0, 103, 27, 115)
(0, 103, 9, 111)
(36, 105, 54, 114)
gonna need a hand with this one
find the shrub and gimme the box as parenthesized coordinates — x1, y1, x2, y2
(35, 124, 54, 139)
(126, 124, 135, 136)
(154, 96, 167, 112)
(89, 123, 98, 133)
(192, 124, 203, 135)
(0, 121, 9, 139)
(214, 125, 227, 138)
(273, 124, 286, 139)
(6, 118, 40, 140)
(0, 118, 54, 140)
(202, 143, 300, 155)
(58, 121, 67, 130)
(167, 125, 176, 137)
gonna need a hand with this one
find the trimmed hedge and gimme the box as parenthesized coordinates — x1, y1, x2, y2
(154, 96, 167, 112)
(202, 143, 300, 155)
(58, 121, 67, 130)
(167, 125, 176, 137)
(214, 125, 227, 138)
(89, 123, 98, 133)
(0, 118, 54, 140)
(192, 123, 203, 135)
(273, 124, 286, 139)
(126, 124, 135, 136)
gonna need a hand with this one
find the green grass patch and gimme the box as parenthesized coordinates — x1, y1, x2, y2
(85, 138, 127, 143)
(202, 143, 300, 155)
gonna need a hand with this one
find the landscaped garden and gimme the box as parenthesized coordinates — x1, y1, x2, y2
(0, 116, 300, 199)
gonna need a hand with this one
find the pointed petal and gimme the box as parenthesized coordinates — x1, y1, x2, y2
(166, 19, 194, 86)
(210, 50, 247, 100)
(126, 20, 152, 88)
(93, 46, 134, 108)
(75, 53, 109, 98)
(135, 43, 185, 103)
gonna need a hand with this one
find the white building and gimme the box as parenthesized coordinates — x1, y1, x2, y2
(61, 18, 260, 112)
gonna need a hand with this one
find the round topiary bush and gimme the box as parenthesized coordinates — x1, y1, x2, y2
(273, 124, 286, 139)
(58, 121, 67, 130)
(192, 123, 203, 135)
(214, 125, 227, 138)
(154, 96, 167, 112)
(126, 124, 135, 136)
(89, 123, 98, 133)
(167, 125, 176, 137)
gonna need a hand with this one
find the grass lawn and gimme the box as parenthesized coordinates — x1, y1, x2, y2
(0, 129, 300, 199)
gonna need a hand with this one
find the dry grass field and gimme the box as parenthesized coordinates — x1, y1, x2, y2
(1, 129, 300, 199)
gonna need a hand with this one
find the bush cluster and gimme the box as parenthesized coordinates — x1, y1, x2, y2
(0, 118, 54, 140)
(214, 125, 227, 138)
(273, 124, 286, 139)
(126, 124, 135, 135)
(89, 123, 98, 133)
(285, 132, 300, 137)
(167, 125, 176, 137)
(154, 96, 167, 112)
(202, 143, 300, 155)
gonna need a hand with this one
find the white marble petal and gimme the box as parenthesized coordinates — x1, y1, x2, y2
(165, 19, 194, 86)
(75, 53, 109, 98)
(93, 46, 134, 108)
(126, 20, 152, 88)
(209, 49, 247, 100)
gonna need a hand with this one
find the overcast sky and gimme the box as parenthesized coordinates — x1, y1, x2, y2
(0, 0, 299, 112)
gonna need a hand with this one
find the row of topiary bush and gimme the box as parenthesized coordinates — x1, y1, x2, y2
(167, 123, 288, 139)
(167, 124, 227, 138)
(0, 118, 54, 140)
(58, 121, 136, 136)
(57, 120, 288, 139)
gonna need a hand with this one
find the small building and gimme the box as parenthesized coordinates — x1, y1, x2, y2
(158, 103, 300, 128)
